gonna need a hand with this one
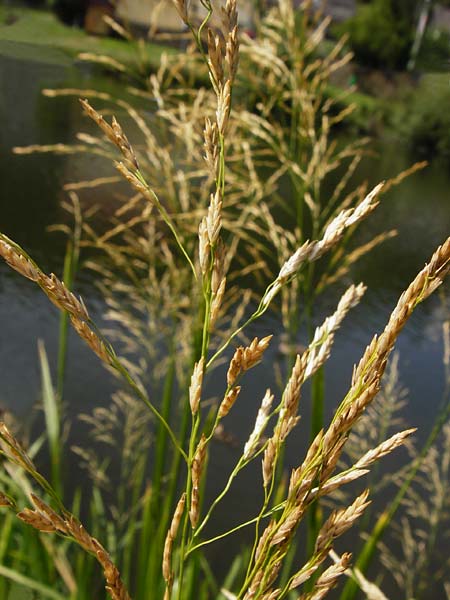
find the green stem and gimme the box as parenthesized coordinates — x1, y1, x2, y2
(135, 170, 197, 280)
(112, 357, 187, 462)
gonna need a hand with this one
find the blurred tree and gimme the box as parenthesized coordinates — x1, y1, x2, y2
(343, 0, 421, 70)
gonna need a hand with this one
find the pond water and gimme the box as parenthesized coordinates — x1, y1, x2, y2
(0, 42, 449, 596)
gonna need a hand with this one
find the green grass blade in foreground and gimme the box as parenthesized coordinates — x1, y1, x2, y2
(0, 565, 66, 600)
(38, 341, 62, 498)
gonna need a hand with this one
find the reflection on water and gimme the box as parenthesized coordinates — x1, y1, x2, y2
(0, 42, 449, 593)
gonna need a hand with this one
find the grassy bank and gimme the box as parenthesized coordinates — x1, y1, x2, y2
(0, 5, 174, 68)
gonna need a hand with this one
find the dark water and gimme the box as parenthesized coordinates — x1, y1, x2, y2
(1, 43, 449, 596)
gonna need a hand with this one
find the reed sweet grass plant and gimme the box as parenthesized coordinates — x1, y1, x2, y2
(1, 1, 449, 599)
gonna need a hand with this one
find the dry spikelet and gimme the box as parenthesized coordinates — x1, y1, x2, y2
(299, 553, 352, 599)
(270, 505, 306, 546)
(208, 29, 224, 87)
(204, 117, 219, 174)
(78, 53, 127, 73)
(102, 15, 132, 41)
(315, 490, 370, 555)
(211, 240, 226, 294)
(316, 468, 369, 497)
(17, 508, 58, 533)
(0, 239, 40, 281)
(221, 0, 238, 32)
(65, 516, 130, 600)
(115, 161, 152, 201)
(199, 216, 211, 275)
(30, 494, 67, 532)
(227, 336, 273, 387)
(354, 428, 416, 470)
(189, 358, 205, 415)
(0, 492, 13, 507)
(190, 435, 207, 528)
(163, 493, 186, 583)
(0, 422, 36, 472)
(289, 563, 320, 589)
(172, 0, 188, 24)
(255, 520, 276, 563)
(304, 283, 366, 379)
(266, 184, 384, 300)
(278, 354, 306, 441)
(262, 438, 277, 487)
(210, 277, 226, 330)
(225, 25, 239, 83)
(244, 567, 264, 599)
(218, 386, 241, 418)
(16, 494, 130, 599)
(207, 190, 222, 245)
(244, 389, 274, 460)
(217, 80, 232, 136)
(41, 273, 90, 321)
(261, 590, 280, 600)
(110, 116, 139, 170)
(79, 99, 138, 170)
(70, 316, 112, 365)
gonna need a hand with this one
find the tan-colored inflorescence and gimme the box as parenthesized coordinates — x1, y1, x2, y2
(0, 424, 130, 600)
(80, 99, 139, 171)
(227, 336, 273, 387)
(189, 358, 205, 415)
(163, 493, 186, 587)
(189, 435, 207, 528)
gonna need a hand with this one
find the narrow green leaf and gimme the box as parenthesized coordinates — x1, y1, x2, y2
(38, 340, 61, 496)
(0, 565, 65, 600)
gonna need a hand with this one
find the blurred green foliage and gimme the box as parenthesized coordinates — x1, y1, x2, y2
(341, 0, 420, 70)
(398, 74, 450, 161)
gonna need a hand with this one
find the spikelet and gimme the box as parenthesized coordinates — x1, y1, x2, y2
(0, 422, 36, 473)
(70, 316, 112, 365)
(41, 273, 90, 321)
(225, 25, 239, 83)
(80, 99, 138, 170)
(244, 389, 274, 460)
(17, 507, 58, 533)
(315, 490, 370, 556)
(198, 216, 211, 275)
(189, 358, 205, 415)
(296, 553, 351, 598)
(227, 336, 273, 387)
(354, 428, 416, 469)
(0, 492, 13, 507)
(163, 493, 186, 584)
(304, 283, 366, 378)
(172, 0, 188, 23)
(211, 240, 226, 294)
(207, 29, 224, 88)
(218, 386, 241, 418)
(0, 239, 89, 321)
(0, 239, 40, 282)
(277, 354, 306, 441)
(262, 438, 277, 488)
(262, 184, 384, 308)
(217, 80, 232, 136)
(189, 435, 207, 528)
(203, 117, 219, 174)
(207, 190, 222, 245)
(210, 277, 226, 330)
